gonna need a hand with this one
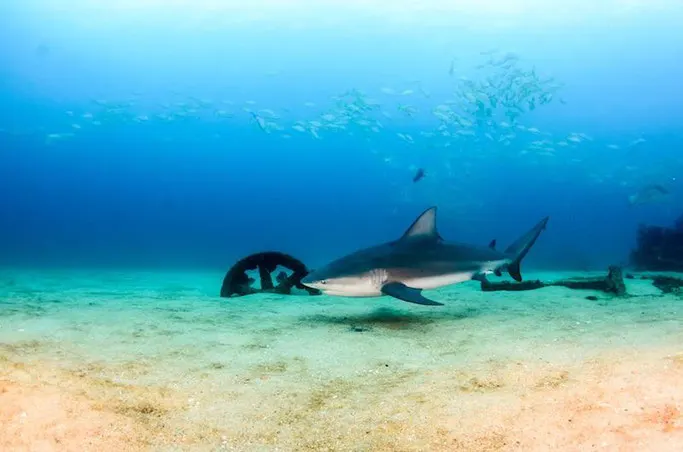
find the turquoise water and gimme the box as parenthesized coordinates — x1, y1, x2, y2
(2, 269, 680, 373)
(2, 268, 682, 450)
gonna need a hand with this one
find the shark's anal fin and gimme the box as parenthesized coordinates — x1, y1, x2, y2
(472, 272, 489, 284)
(381, 282, 444, 306)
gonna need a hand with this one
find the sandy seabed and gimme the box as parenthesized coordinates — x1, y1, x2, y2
(1, 269, 682, 451)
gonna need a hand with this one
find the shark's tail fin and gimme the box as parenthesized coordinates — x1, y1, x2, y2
(503, 216, 550, 282)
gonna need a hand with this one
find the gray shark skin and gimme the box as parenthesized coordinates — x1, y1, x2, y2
(301, 206, 549, 306)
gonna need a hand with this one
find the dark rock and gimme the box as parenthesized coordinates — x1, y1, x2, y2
(631, 273, 683, 294)
(651, 276, 683, 294)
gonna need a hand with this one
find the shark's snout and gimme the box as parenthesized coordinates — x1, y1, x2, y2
(300, 272, 320, 287)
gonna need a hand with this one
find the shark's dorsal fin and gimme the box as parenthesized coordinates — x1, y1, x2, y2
(400, 206, 441, 241)
(489, 239, 497, 250)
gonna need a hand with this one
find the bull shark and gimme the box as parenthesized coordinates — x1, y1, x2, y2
(301, 207, 549, 306)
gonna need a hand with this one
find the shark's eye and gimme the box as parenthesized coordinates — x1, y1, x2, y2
(320, 280, 327, 285)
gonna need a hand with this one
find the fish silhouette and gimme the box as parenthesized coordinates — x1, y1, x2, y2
(628, 184, 669, 206)
(412, 168, 425, 183)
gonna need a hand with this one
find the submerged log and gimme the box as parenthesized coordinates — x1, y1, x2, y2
(479, 266, 627, 296)
(480, 279, 545, 292)
(548, 277, 607, 291)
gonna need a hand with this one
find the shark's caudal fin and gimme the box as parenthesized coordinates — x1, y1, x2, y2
(503, 216, 550, 282)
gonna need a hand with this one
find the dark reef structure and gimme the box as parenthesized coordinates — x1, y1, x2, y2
(630, 214, 683, 271)
(637, 274, 683, 294)
(220, 251, 321, 298)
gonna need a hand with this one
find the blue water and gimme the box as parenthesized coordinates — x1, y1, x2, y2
(2, 2, 683, 273)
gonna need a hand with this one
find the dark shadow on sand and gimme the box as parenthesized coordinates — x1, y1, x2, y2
(299, 306, 481, 332)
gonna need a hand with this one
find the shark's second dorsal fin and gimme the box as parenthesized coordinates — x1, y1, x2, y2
(400, 206, 441, 241)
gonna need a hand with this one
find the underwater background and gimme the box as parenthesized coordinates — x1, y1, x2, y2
(1, 0, 682, 272)
(2, 2, 683, 451)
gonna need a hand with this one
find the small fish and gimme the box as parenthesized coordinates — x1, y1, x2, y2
(628, 184, 670, 206)
(249, 112, 268, 133)
(413, 168, 425, 183)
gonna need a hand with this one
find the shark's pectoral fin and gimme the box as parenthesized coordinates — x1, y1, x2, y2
(381, 282, 444, 306)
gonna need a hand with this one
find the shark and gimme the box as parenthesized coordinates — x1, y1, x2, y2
(301, 206, 549, 306)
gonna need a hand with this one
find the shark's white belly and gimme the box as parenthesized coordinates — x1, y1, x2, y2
(402, 272, 475, 290)
(324, 288, 383, 297)
(320, 265, 498, 298)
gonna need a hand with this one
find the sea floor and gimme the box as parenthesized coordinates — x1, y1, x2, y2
(1, 268, 682, 451)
